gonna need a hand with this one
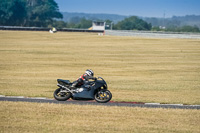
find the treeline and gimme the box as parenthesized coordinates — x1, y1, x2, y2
(0, 0, 62, 27)
(113, 16, 151, 30)
(152, 25, 200, 33)
(54, 16, 200, 33)
(62, 12, 126, 23)
(53, 16, 152, 31)
(143, 15, 200, 28)
(144, 15, 200, 32)
(52, 18, 93, 29)
(0, 0, 199, 33)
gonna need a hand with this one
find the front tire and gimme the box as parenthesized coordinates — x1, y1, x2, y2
(54, 88, 71, 101)
(94, 90, 112, 103)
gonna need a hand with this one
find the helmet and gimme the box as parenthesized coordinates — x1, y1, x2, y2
(85, 69, 94, 76)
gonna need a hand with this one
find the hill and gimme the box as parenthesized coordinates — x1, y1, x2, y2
(143, 15, 200, 28)
(61, 12, 126, 23)
(61, 12, 200, 28)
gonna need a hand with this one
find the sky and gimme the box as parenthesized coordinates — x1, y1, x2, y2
(55, 0, 200, 18)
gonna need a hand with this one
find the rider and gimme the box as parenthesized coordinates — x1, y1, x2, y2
(70, 69, 97, 89)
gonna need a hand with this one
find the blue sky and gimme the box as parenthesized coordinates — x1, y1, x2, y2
(55, 0, 200, 18)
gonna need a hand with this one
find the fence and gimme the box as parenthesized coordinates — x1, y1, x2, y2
(0, 26, 104, 33)
(1, 26, 200, 39)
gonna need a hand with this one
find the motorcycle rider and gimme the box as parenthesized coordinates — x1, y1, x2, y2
(70, 69, 97, 89)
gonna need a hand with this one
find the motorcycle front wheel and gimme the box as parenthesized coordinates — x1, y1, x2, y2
(94, 89, 112, 103)
(54, 88, 71, 101)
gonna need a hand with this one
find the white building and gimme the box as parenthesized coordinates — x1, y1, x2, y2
(92, 21, 106, 31)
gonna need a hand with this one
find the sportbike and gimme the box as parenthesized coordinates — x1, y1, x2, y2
(54, 77, 112, 103)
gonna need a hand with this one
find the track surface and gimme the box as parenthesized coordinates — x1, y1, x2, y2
(0, 96, 199, 109)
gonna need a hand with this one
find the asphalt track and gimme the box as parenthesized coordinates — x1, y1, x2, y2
(0, 96, 199, 109)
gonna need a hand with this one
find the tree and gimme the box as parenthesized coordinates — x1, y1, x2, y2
(0, 0, 10, 25)
(0, 0, 26, 26)
(66, 17, 92, 29)
(9, 0, 27, 26)
(51, 20, 67, 28)
(75, 18, 92, 28)
(0, 0, 63, 27)
(114, 16, 152, 30)
(180, 25, 200, 32)
(24, 0, 63, 27)
(69, 16, 81, 24)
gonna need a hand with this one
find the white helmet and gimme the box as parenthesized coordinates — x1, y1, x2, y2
(85, 69, 94, 76)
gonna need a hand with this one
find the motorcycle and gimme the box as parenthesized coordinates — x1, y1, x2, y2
(53, 77, 112, 103)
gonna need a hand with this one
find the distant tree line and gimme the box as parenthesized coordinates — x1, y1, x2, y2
(152, 25, 200, 33)
(143, 15, 200, 29)
(52, 18, 93, 29)
(0, 0, 199, 33)
(54, 16, 200, 33)
(144, 16, 200, 33)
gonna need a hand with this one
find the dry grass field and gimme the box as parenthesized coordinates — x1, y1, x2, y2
(0, 31, 200, 133)
(1, 101, 200, 133)
(0, 30, 200, 104)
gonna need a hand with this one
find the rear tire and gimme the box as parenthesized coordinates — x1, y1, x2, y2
(54, 88, 71, 101)
(94, 90, 112, 103)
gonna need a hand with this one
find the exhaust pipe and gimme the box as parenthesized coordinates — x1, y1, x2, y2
(57, 84, 74, 93)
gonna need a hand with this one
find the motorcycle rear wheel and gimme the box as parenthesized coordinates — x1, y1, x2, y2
(94, 89, 112, 103)
(54, 88, 71, 101)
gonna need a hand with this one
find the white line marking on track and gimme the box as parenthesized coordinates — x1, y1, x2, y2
(145, 103, 160, 105)
(162, 104, 183, 106)
(29, 97, 47, 100)
(6, 96, 25, 98)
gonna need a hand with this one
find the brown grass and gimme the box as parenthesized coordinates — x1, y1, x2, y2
(0, 30, 200, 104)
(0, 101, 199, 133)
